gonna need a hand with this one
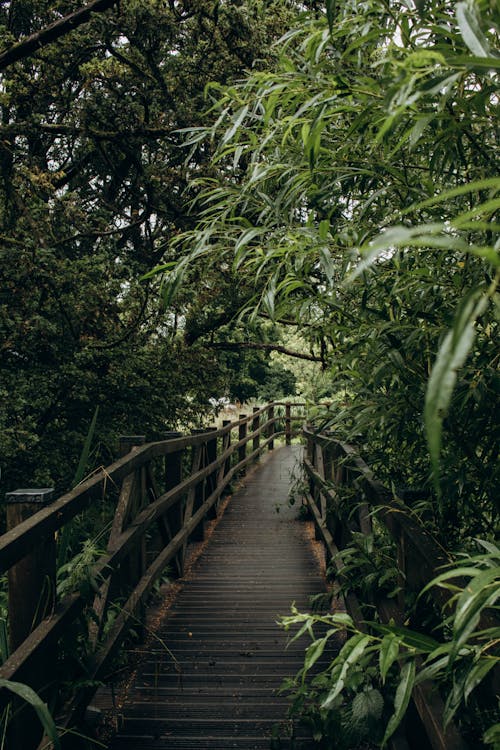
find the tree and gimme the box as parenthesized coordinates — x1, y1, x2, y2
(153, 0, 499, 541)
(0, 0, 298, 496)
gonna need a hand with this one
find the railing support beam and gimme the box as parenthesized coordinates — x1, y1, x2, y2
(268, 405, 275, 451)
(238, 415, 247, 474)
(6, 488, 56, 750)
(285, 402, 292, 446)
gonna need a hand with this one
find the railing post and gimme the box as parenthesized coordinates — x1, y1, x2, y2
(6, 487, 56, 750)
(252, 407, 260, 455)
(190, 429, 206, 541)
(164, 431, 184, 577)
(312, 443, 323, 541)
(6, 488, 56, 651)
(205, 427, 218, 518)
(285, 402, 292, 445)
(238, 414, 247, 474)
(268, 404, 275, 451)
(118, 435, 147, 634)
(222, 419, 232, 478)
(119, 435, 146, 457)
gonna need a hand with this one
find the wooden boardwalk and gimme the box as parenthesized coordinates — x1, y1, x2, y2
(108, 445, 332, 750)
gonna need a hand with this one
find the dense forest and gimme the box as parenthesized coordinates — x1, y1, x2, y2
(0, 0, 498, 748)
(0, 0, 308, 496)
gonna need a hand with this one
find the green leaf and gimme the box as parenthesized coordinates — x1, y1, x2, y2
(446, 53, 500, 69)
(379, 634, 401, 684)
(304, 636, 328, 671)
(456, 2, 499, 58)
(484, 723, 500, 748)
(352, 687, 384, 724)
(319, 246, 335, 285)
(221, 105, 249, 146)
(404, 177, 500, 213)
(326, 0, 336, 33)
(0, 679, 61, 750)
(321, 634, 371, 708)
(425, 288, 489, 493)
(371, 623, 439, 653)
(318, 219, 330, 241)
(382, 660, 415, 747)
(72, 405, 99, 487)
(463, 658, 497, 702)
(330, 612, 354, 627)
(451, 568, 500, 657)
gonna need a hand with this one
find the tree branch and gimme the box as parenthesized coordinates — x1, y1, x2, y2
(0, 122, 172, 141)
(205, 341, 323, 362)
(0, 0, 117, 71)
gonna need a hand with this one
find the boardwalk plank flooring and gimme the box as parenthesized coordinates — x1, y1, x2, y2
(109, 445, 335, 750)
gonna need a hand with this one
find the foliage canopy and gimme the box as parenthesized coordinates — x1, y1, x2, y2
(155, 0, 499, 541)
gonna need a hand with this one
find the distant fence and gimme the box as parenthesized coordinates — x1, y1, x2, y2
(0, 402, 305, 748)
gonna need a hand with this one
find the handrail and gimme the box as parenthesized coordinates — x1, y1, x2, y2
(0, 407, 279, 572)
(0, 402, 305, 748)
(302, 425, 469, 750)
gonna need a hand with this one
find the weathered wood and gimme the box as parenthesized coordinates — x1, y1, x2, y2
(221, 419, 232, 483)
(378, 601, 468, 750)
(304, 429, 471, 750)
(90, 472, 137, 648)
(0, 416, 281, 574)
(46, 431, 282, 732)
(268, 404, 275, 450)
(108, 446, 333, 750)
(304, 491, 366, 631)
(302, 433, 452, 611)
(252, 407, 260, 454)
(116, 437, 149, 636)
(5, 488, 56, 750)
(205, 428, 218, 519)
(0, 447, 230, 689)
(285, 402, 292, 445)
(164, 431, 184, 577)
(316, 445, 328, 524)
(119, 435, 146, 457)
(186, 435, 205, 542)
(238, 415, 247, 474)
(6, 489, 56, 653)
(0, 404, 304, 742)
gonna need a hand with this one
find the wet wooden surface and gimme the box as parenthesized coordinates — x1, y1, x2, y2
(108, 445, 333, 750)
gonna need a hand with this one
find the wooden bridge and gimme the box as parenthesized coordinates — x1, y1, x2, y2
(106, 444, 328, 749)
(0, 403, 480, 749)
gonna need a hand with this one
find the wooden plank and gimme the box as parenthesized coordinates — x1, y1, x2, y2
(0, 420, 282, 704)
(0, 416, 281, 573)
(1, 442, 246, 692)
(107, 445, 334, 750)
(90, 472, 137, 647)
(315, 444, 327, 522)
(183, 444, 203, 529)
(42, 440, 281, 731)
(304, 492, 366, 631)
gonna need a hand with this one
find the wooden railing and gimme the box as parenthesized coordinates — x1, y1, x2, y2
(303, 426, 470, 750)
(0, 402, 305, 749)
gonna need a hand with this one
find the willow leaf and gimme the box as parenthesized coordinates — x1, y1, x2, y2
(379, 634, 401, 684)
(425, 288, 489, 493)
(456, 2, 499, 58)
(382, 660, 415, 747)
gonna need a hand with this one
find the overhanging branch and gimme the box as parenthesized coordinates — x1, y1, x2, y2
(206, 341, 322, 363)
(0, 0, 117, 71)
